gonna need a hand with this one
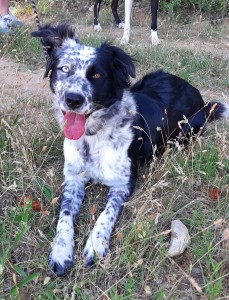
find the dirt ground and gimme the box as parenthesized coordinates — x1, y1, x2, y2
(0, 58, 50, 102)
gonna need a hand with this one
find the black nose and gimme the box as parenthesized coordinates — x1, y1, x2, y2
(65, 93, 85, 110)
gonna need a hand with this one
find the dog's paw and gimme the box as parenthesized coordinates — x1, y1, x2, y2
(120, 34, 130, 45)
(85, 119, 103, 136)
(82, 233, 109, 267)
(151, 30, 161, 46)
(48, 242, 74, 276)
(94, 24, 102, 32)
(116, 22, 125, 29)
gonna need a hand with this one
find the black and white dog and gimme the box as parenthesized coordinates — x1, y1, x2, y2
(93, 0, 160, 45)
(93, 0, 124, 32)
(32, 23, 228, 276)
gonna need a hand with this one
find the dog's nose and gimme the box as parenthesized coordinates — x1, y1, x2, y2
(65, 93, 85, 110)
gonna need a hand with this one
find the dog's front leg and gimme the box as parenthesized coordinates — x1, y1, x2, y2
(83, 185, 132, 267)
(49, 180, 85, 276)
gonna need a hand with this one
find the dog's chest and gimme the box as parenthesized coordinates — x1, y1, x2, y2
(64, 125, 134, 187)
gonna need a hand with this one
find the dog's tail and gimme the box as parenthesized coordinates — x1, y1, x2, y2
(204, 101, 229, 122)
(181, 101, 229, 137)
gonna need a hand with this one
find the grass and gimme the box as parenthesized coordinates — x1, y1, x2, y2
(0, 1, 229, 299)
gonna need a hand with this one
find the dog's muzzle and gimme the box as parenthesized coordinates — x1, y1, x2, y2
(65, 93, 85, 110)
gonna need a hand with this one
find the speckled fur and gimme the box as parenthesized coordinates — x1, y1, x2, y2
(32, 24, 138, 275)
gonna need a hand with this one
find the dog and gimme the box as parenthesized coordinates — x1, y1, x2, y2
(121, 0, 160, 45)
(31, 23, 228, 276)
(93, 0, 160, 45)
(93, 0, 124, 32)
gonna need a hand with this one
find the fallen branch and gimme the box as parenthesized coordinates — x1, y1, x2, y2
(168, 256, 203, 294)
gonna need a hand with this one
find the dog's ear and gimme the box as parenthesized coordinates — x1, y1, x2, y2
(31, 23, 77, 78)
(31, 23, 77, 53)
(100, 43, 136, 87)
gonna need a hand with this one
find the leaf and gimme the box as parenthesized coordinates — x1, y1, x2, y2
(19, 195, 32, 207)
(90, 205, 96, 222)
(10, 273, 39, 296)
(43, 185, 52, 201)
(31, 200, 41, 212)
(116, 232, 124, 239)
(36, 176, 52, 200)
(148, 213, 157, 222)
(13, 265, 27, 277)
(89, 206, 96, 216)
(51, 197, 59, 204)
(208, 187, 221, 200)
(43, 276, 51, 285)
(12, 273, 17, 285)
(214, 218, 222, 226)
(41, 210, 49, 217)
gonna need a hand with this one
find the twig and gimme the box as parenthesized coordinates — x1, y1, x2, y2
(168, 256, 203, 294)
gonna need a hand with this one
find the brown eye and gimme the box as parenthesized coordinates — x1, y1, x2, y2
(93, 73, 102, 79)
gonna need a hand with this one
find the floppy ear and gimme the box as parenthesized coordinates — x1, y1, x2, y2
(31, 23, 76, 54)
(100, 43, 136, 88)
(31, 23, 77, 77)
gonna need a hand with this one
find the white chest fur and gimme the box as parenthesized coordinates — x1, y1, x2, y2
(64, 93, 136, 186)
(63, 119, 134, 187)
(63, 92, 136, 187)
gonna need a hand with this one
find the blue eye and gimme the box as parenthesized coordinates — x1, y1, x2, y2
(61, 66, 70, 73)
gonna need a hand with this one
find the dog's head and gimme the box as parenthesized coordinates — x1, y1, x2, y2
(31, 23, 136, 139)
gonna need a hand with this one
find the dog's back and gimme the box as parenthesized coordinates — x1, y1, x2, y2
(131, 70, 228, 161)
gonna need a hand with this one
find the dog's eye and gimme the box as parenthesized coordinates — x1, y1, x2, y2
(61, 66, 70, 73)
(92, 73, 102, 79)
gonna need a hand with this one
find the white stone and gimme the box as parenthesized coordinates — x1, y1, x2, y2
(168, 219, 191, 257)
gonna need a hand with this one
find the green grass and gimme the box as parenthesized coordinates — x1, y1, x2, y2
(0, 3, 229, 299)
(0, 27, 44, 66)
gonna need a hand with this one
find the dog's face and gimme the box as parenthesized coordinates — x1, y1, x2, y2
(51, 41, 97, 115)
(31, 24, 136, 139)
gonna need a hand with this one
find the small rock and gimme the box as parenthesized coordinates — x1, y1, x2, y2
(168, 219, 191, 257)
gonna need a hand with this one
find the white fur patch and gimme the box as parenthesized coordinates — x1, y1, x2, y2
(151, 29, 160, 45)
(94, 23, 102, 32)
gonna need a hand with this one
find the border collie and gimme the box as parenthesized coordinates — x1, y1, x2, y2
(31, 23, 228, 276)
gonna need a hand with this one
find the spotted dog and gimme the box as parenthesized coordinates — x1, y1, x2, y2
(31, 23, 229, 276)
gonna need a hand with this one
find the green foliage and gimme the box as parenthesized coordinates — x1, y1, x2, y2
(176, 146, 229, 181)
(160, 0, 228, 14)
(0, 28, 43, 65)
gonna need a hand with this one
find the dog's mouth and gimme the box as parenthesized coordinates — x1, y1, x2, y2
(62, 111, 92, 140)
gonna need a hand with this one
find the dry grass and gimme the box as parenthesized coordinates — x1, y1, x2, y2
(0, 2, 229, 299)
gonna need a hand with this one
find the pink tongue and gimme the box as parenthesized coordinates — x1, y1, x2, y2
(63, 112, 85, 140)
